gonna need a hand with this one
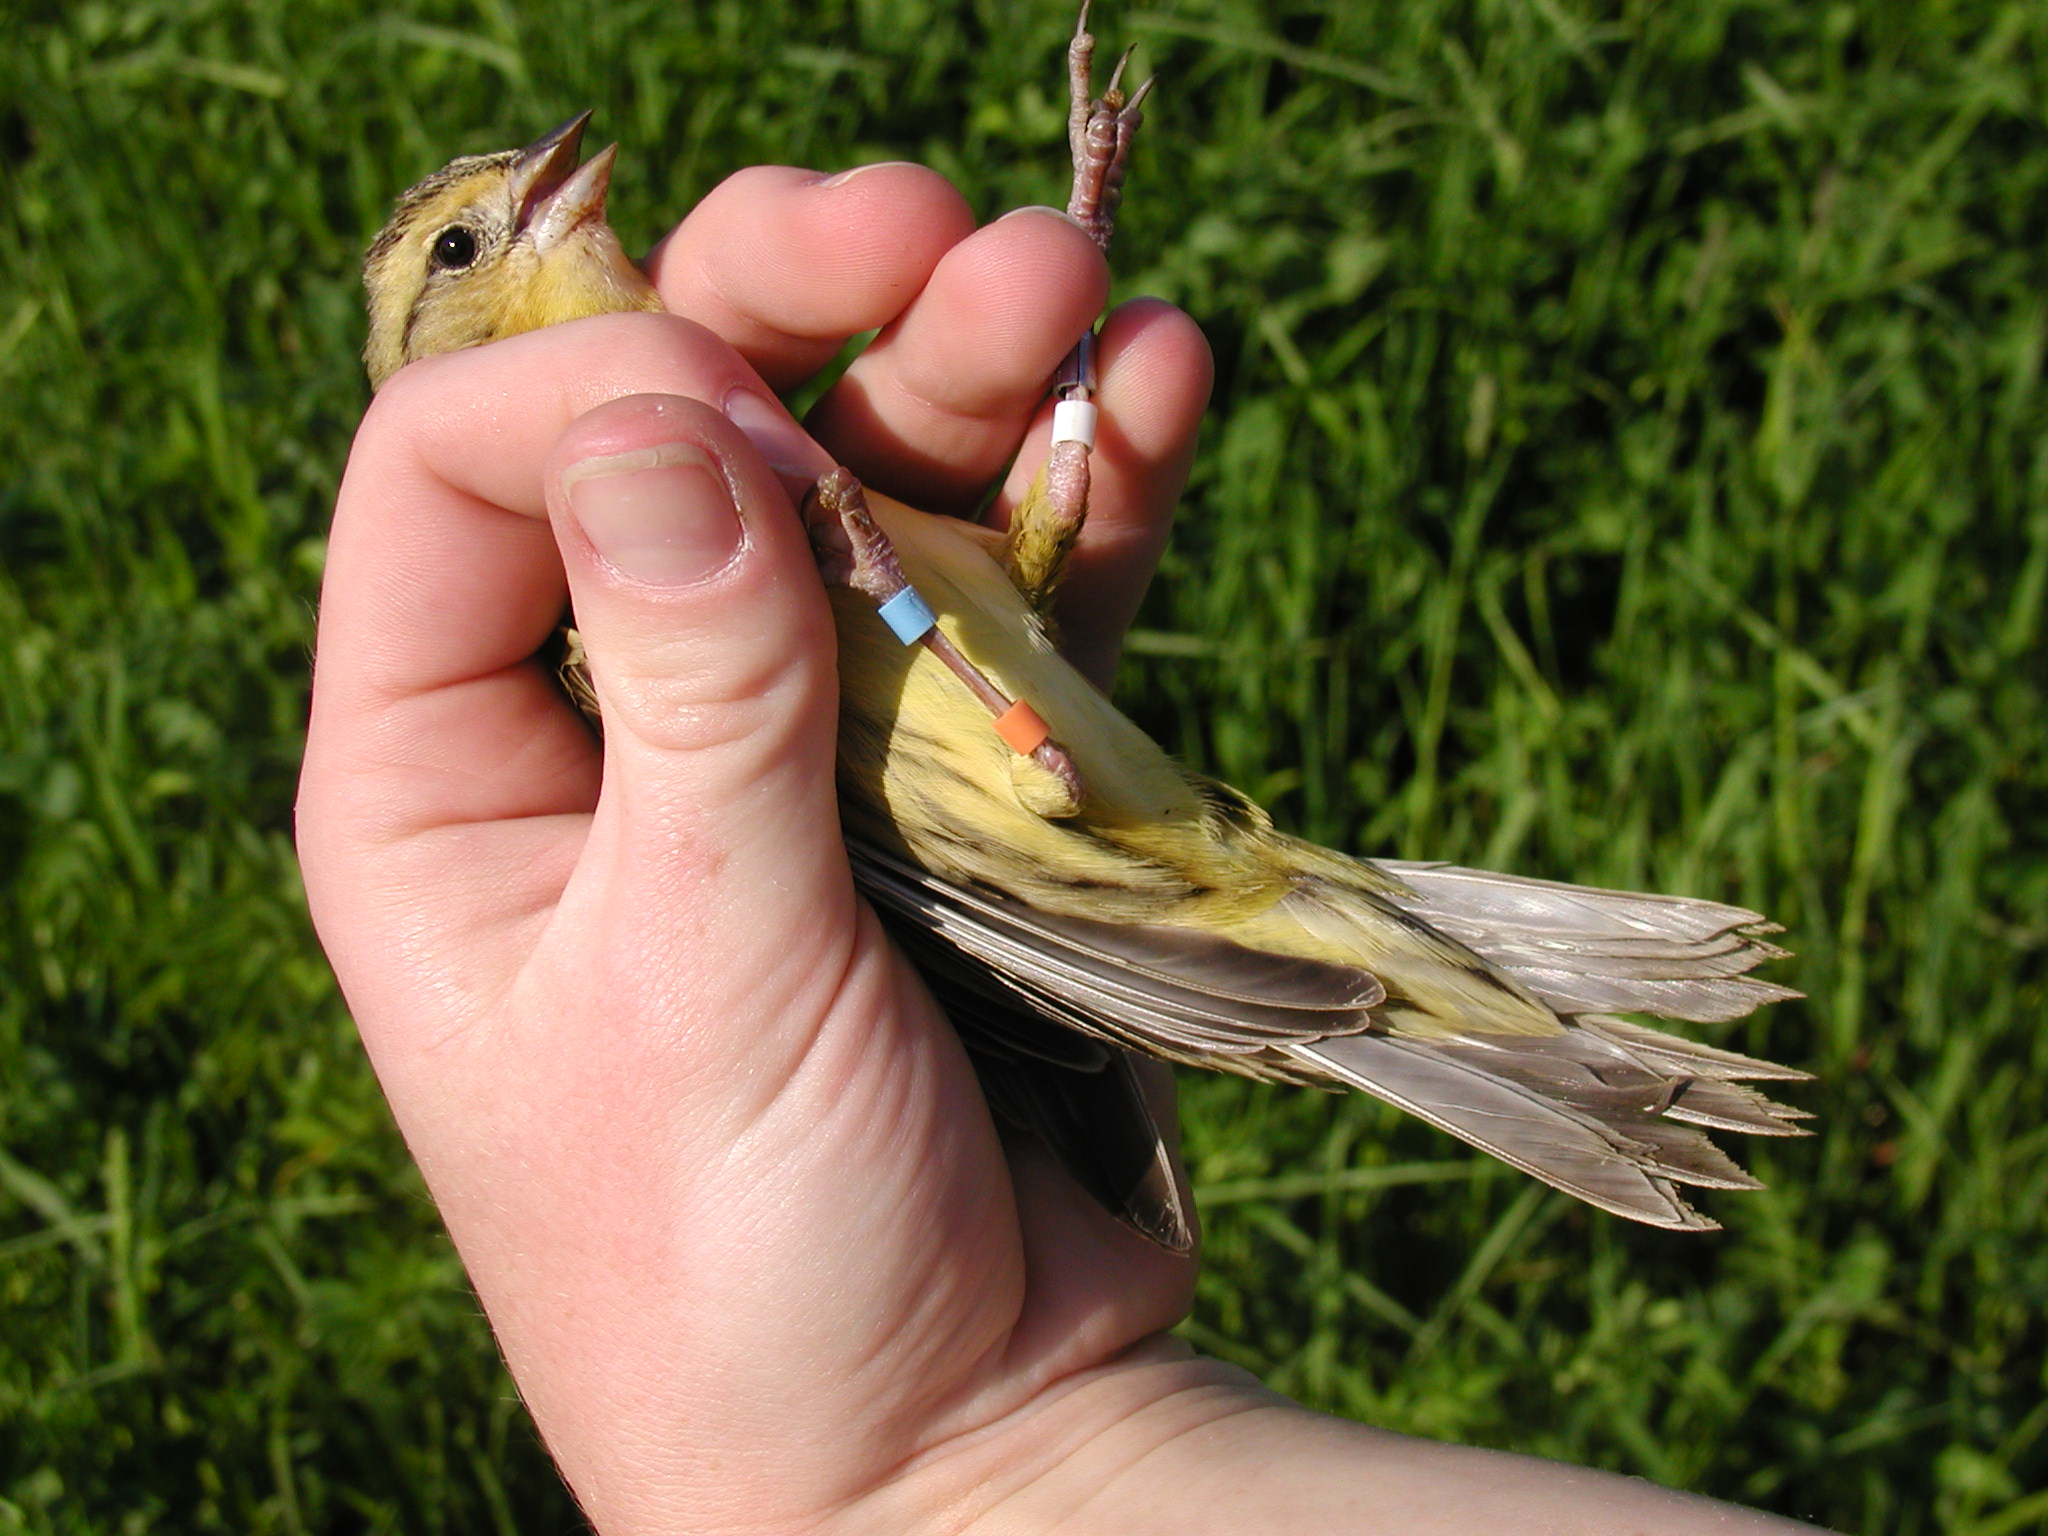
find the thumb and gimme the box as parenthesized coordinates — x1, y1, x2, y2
(546, 392, 851, 955)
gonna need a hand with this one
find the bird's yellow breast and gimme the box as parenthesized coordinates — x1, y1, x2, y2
(832, 493, 1289, 922)
(502, 240, 664, 334)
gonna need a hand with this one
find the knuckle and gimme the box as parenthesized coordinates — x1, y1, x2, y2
(591, 618, 836, 761)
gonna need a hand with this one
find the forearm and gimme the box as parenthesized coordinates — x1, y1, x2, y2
(849, 1338, 1830, 1536)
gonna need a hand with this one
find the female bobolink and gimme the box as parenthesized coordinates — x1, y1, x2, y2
(359, 16, 1806, 1253)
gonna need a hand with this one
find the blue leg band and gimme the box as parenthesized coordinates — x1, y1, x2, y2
(877, 586, 937, 645)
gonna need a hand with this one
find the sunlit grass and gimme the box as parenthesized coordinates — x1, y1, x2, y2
(3, 1, 2045, 1531)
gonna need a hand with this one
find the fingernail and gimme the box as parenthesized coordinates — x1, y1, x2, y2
(564, 444, 743, 587)
(819, 160, 920, 188)
(722, 388, 833, 487)
(998, 204, 1086, 231)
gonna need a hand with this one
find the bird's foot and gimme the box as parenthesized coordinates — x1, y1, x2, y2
(1001, 4, 1154, 610)
(1065, 2, 1152, 256)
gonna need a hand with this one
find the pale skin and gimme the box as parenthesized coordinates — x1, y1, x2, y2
(298, 161, 1829, 1535)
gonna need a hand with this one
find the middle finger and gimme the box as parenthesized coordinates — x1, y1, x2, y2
(803, 207, 1108, 518)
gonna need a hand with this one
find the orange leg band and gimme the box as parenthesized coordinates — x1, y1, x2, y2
(993, 700, 1052, 756)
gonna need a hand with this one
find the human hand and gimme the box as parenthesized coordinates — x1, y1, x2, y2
(299, 161, 1220, 1534)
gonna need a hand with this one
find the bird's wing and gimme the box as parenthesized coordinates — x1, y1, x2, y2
(859, 845, 1230, 1253)
(850, 840, 1385, 1067)
(925, 966, 1187, 1253)
(853, 842, 1807, 1238)
(955, 1020, 1194, 1253)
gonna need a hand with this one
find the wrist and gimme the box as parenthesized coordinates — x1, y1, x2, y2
(839, 1335, 1280, 1536)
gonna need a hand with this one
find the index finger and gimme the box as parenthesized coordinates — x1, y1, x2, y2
(643, 163, 976, 392)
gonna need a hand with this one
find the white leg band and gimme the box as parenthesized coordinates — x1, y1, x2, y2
(1051, 399, 1099, 448)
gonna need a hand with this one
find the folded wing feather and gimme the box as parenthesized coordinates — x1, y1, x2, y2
(849, 841, 1806, 1239)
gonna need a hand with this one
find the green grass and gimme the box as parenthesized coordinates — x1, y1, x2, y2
(3, 0, 2045, 1530)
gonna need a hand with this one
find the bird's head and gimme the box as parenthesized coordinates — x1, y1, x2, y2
(362, 112, 661, 389)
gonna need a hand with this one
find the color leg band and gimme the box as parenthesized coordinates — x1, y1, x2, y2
(993, 699, 1052, 755)
(1051, 399, 1099, 448)
(876, 586, 937, 644)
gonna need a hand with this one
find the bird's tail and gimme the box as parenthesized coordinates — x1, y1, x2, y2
(1290, 859, 1809, 1229)
(1368, 859, 1803, 1023)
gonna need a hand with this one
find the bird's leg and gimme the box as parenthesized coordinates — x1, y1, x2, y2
(802, 469, 1087, 812)
(1064, 6, 1151, 255)
(1000, 4, 1153, 613)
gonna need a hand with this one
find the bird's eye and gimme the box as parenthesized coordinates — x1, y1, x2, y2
(430, 226, 480, 271)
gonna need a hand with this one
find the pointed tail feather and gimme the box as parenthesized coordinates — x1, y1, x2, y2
(1370, 861, 1802, 1024)
(1292, 1034, 1724, 1230)
(854, 842, 1806, 1237)
(1663, 1077, 1815, 1137)
(1582, 1015, 1813, 1083)
(1291, 1002, 1809, 1227)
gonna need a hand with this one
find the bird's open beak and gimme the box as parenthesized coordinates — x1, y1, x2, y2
(509, 112, 590, 221)
(526, 144, 618, 253)
(508, 111, 618, 254)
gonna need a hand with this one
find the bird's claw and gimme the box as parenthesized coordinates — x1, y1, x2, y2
(1002, 7, 1153, 610)
(1066, 9, 1151, 255)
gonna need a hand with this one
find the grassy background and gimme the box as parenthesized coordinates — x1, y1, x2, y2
(3, 0, 2045, 1530)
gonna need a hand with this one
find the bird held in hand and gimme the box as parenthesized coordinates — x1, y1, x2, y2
(359, 25, 1808, 1255)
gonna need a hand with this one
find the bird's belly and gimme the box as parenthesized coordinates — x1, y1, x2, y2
(827, 496, 1249, 922)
